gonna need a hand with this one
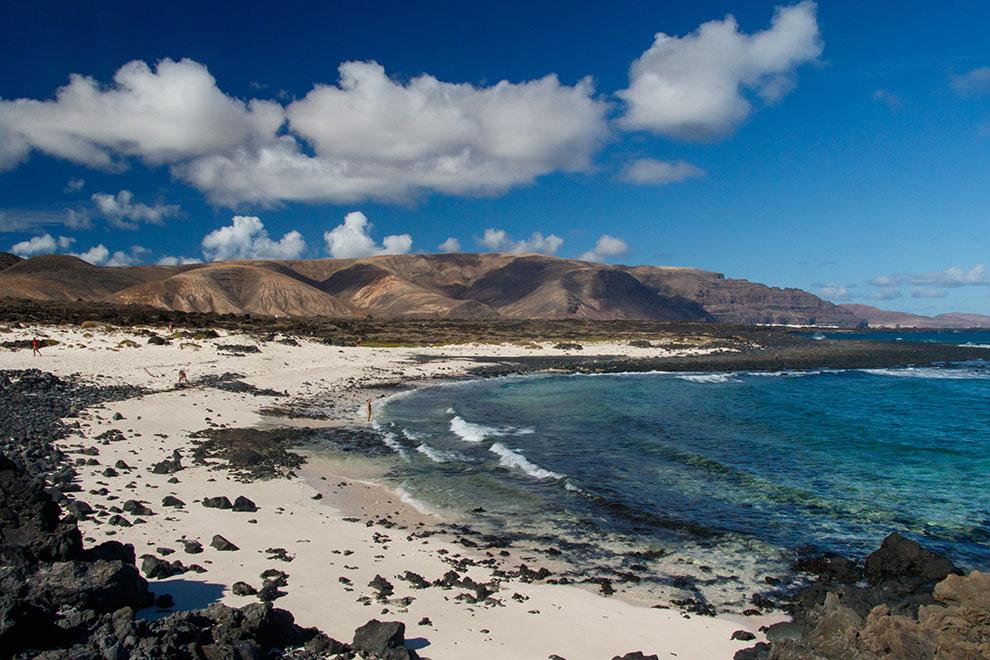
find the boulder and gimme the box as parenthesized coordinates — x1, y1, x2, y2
(232, 495, 258, 512)
(352, 619, 417, 659)
(864, 532, 960, 585)
(202, 496, 233, 510)
(211, 535, 239, 551)
(29, 559, 153, 613)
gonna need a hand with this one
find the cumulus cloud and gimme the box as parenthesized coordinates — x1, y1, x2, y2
(437, 237, 461, 253)
(0, 57, 607, 206)
(10, 234, 75, 257)
(478, 228, 563, 255)
(91, 190, 181, 229)
(869, 265, 989, 288)
(951, 67, 990, 96)
(617, 1, 822, 139)
(0, 58, 282, 171)
(618, 159, 705, 185)
(72, 244, 109, 265)
(70, 243, 149, 266)
(64, 177, 85, 193)
(201, 216, 307, 261)
(182, 63, 608, 205)
(580, 234, 629, 263)
(323, 211, 412, 259)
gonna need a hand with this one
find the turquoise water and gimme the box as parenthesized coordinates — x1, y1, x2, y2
(374, 364, 990, 605)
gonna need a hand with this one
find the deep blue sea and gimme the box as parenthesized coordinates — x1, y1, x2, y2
(371, 356, 990, 607)
(801, 328, 990, 347)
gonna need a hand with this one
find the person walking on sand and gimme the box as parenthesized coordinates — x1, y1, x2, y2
(32, 337, 41, 356)
(367, 399, 373, 422)
(177, 369, 188, 386)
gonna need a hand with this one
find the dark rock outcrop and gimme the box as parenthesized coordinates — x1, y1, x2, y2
(0, 449, 344, 658)
(736, 533, 984, 660)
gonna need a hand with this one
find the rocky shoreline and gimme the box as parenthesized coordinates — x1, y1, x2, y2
(2, 316, 987, 659)
(0, 369, 421, 659)
(735, 533, 989, 659)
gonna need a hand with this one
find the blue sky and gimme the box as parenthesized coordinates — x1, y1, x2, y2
(1, 1, 988, 314)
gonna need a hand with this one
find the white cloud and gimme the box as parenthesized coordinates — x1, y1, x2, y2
(201, 215, 306, 262)
(157, 255, 202, 266)
(64, 208, 92, 229)
(69, 243, 148, 266)
(618, 159, 705, 185)
(816, 283, 856, 301)
(181, 63, 608, 205)
(0, 57, 607, 206)
(10, 233, 75, 257)
(478, 228, 563, 255)
(617, 1, 822, 139)
(437, 237, 461, 253)
(579, 234, 629, 263)
(869, 265, 989, 288)
(91, 190, 180, 229)
(323, 211, 412, 259)
(951, 67, 990, 96)
(72, 244, 109, 265)
(0, 58, 282, 170)
(64, 177, 85, 193)
(105, 245, 150, 267)
(872, 88, 901, 109)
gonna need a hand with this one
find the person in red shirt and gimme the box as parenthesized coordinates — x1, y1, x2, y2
(32, 337, 41, 356)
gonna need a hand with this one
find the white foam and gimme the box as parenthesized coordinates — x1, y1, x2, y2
(961, 343, 990, 349)
(861, 367, 988, 380)
(415, 442, 463, 464)
(395, 485, 435, 515)
(448, 413, 534, 443)
(745, 370, 822, 378)
(675, 373, 737, 384)
(449, 415, 497, 442)
(380, 431, 409, 459)
(401, 428, 426, 441)
(489, 442, 562, 480)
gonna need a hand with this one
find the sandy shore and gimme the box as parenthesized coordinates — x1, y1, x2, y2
(1, 322, 777, 659)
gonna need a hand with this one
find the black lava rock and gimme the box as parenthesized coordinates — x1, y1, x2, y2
(210, 534, 239, 551)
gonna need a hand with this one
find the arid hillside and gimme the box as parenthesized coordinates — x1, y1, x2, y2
(0, 252, 866, 325)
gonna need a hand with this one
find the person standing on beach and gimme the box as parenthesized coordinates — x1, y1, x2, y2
(177, 369, 188, 386)
(367, 399, 373, 422)
(31, 337, 41, 356)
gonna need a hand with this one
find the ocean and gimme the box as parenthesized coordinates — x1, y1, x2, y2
(802, 328, 990, 347)
(360, 335, 989, 608)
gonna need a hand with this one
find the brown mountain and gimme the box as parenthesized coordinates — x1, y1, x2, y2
(0, 252, 865, 325)
(840, 304, 990, 329)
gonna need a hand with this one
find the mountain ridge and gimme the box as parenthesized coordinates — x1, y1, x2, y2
(1, 252, 985, 327)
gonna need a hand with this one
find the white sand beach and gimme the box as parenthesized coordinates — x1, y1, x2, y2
(0, 323, 778, 659)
